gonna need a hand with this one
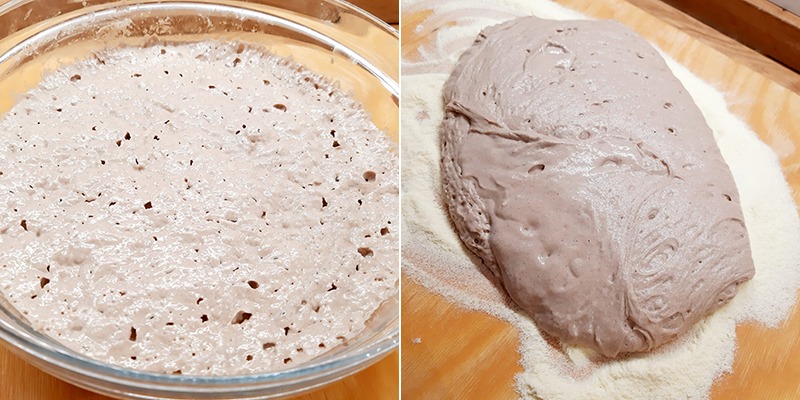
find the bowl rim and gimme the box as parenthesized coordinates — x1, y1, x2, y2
(0, 0, 399, 392)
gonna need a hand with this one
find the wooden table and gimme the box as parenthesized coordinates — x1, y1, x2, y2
(662, 0, 800, 75)
(0, 351, 398, 400)
(0, 0, 399, 398)
(401, 0, 800, 399)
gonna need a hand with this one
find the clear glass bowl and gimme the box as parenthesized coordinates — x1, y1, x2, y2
(0, 0, 398, 398)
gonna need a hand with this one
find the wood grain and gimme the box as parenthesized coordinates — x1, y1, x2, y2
(0, 348, 398, 399)
(401, 278, 520, 400)
(401, 0, 800, 399)
(626, 0, 800, 93)
(662, 0, 800, 76)
(350, 0, 399, 25)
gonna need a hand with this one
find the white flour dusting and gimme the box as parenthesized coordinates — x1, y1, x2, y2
(400, 0, 800, 398)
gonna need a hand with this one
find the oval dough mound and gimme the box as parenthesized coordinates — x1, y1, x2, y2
(440, 17, 755, 357)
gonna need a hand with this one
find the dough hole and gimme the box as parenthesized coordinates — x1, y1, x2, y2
(231, 311, 252, 324)
(527, 164, 545, 173)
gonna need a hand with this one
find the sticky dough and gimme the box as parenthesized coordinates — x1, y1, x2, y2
(440, 17, 755, 357)
(0, 42, 398, 374)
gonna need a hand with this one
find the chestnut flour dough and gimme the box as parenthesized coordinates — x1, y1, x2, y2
(0, 42, 398, 375)
(441, 17, 754, 357)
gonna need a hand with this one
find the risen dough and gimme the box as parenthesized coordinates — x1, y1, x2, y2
(441, 17, 754, 357)
(0, 42, 398, 374)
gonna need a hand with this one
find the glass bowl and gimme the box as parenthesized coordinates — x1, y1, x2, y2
(0, 0, 399, 398)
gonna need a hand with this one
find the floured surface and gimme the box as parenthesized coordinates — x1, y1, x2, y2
(0, 42, 399, 375)
(401, 0, 800, 398)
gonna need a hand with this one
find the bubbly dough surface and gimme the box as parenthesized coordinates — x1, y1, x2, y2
(0, 42, 398, 374)
(441, 17, 754, 357)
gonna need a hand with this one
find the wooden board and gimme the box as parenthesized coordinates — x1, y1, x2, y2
(351, 0, 399, 25)
(624, 0, 800, 93)
(662, 0, 800, 74)
(0, 350, 398, 400)
(400, 0, 800, 399)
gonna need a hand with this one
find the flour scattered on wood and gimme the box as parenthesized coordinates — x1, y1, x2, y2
(401, 0, 800, 398)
